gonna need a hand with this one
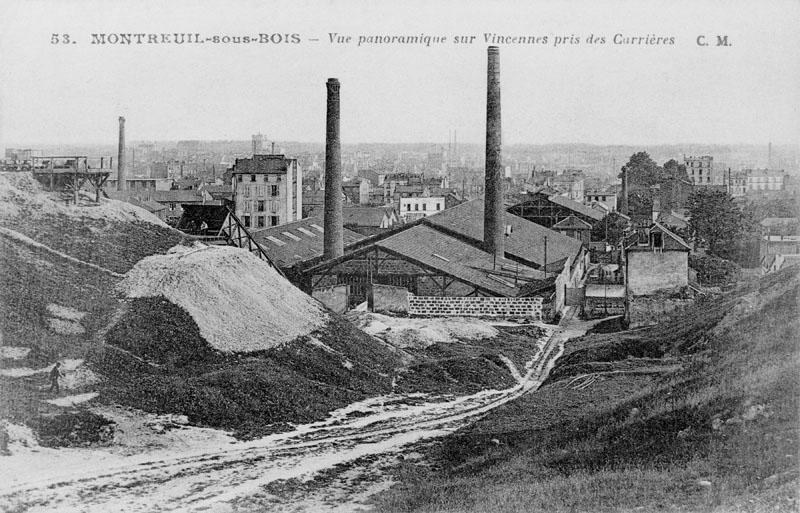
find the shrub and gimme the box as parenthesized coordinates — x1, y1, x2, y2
(689, 253, 741, 286)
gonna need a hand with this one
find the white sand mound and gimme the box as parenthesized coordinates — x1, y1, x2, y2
(0, 171, 168, 227)
(352, 312, 499, 348)
(117, 243, 328, 353)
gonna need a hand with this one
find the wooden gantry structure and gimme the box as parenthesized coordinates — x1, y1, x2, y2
(30, 156, 113, 204)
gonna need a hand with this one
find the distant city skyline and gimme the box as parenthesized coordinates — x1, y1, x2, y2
(1, 0, 799, 147)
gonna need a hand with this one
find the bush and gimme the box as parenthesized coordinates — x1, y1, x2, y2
(689, 254, 741, 286)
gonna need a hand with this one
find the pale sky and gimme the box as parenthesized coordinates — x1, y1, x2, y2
(1, 0, 798, 147)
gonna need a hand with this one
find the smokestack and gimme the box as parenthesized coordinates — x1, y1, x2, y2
(117, 116, 126, 191)
(323, 78, 344, 260)
(483, 46, 504, 261)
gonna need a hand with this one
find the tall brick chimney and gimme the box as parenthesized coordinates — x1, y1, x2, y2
(323, 78, 344, 260)
(483, 46, 504, 260)
(117, 116, 127, 191)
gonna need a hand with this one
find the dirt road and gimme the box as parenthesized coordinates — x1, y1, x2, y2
(0, 316, 597, 512)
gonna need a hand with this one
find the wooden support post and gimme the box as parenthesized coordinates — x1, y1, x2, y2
(73, 166, 79, 205)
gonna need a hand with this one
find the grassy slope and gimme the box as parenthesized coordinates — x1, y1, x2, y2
(376, 267, 800, 513)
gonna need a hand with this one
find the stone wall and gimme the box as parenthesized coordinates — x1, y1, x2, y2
(407, 294, 543, 320)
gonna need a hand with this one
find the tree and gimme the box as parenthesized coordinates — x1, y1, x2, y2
(591, 212, 630, 243)
(687, 189, 747, 259)
(619, 152, 662, 189)
(662, 159, 687, 181)
(689, 254, 741, 286)
(627, 191, 653, 220)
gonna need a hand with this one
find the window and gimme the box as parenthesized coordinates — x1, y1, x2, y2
(422, 203, 427, 211)
(436, 203, 441, 210)
(271, 185, 279, 197)
(406, 204, 411, 211)
(243, 201, 250, 212)
(237, 175, 243, 182)
(243, 215, 251, 227)
(257, 200, 265, 212)
(414, 204, 419, 211)
(652, 232, 663, 249)
(270, 216, 279, 226)
(250, 174, 256, 182)
(257, 216, 265, 228)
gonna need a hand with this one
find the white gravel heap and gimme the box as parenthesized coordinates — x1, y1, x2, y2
(352, 312, 499, 348)
(117, 243, 328, 353)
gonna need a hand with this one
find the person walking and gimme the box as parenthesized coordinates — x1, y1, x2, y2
(49, 362, 63, 394)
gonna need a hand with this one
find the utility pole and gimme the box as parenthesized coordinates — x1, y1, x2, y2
(543, 235, 548, 279)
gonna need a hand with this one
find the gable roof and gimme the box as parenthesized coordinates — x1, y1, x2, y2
(552, 215, 593, 230)
(251, 216, 366, 268)
(422, 198, 583, 269)
(624, 222, 692, 252)
(651, 222, 692, 250)
(374, 225, 542, 297)
(341, 207, 391, 227)
(545, 194, 605, 221)
(656, 212, 689, 230)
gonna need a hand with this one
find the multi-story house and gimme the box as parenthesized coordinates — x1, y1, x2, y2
(230, 154, 302, 229)
(684, 155, 721, 186)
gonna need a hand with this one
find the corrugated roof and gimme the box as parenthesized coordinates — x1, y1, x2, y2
(251, 216, 365, 268)
(546, 194, 605, 221)
(375, 225, 537, 297)
(422, 199, 583, 269)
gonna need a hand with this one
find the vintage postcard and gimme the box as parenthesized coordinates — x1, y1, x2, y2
(0, 1, 798, 511)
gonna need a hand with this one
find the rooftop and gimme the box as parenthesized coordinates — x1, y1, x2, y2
(341, 206, 394, 227)
(544, 194, 605, 221)
(375, 224, 541, 297)
(251, 216, 365, 269)
(231, 154, 293, 175)
(552, 215, 593, 230)
(423, 198, 583, 270)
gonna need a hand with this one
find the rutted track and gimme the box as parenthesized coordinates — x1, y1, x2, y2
(0, 324, 570, 512)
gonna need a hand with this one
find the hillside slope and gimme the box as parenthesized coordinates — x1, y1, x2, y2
(376, 266, 800, 512)
(0, 172, 400, 440)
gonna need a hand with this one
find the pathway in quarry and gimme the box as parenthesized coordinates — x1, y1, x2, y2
(0, 312, 603, 513)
